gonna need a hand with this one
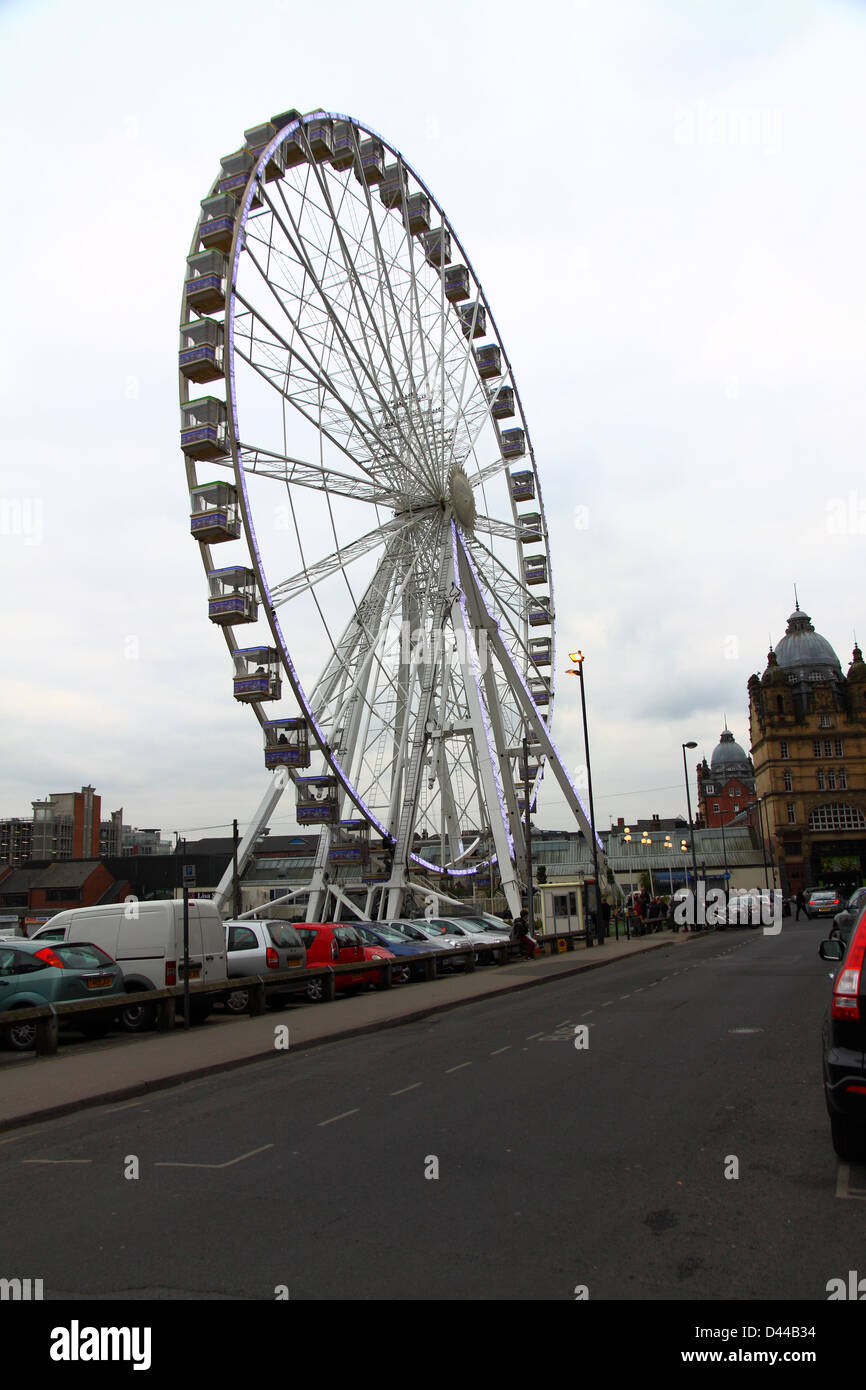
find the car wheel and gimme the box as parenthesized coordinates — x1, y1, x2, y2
(224, 988, 250, 1014)
(830, 1112, 866, 1162)
(3, 1016, 37, 1052)
(305, 977, 326, 1003)
(119, 999, 156, 1033)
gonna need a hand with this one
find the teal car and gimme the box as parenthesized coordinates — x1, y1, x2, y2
(0, 940, 125, 1051)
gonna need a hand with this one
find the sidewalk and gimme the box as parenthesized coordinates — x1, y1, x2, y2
(0, 927, 696, 1133)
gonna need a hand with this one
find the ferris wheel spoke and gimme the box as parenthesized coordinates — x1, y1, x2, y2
(270, 510, 426, 607)
(472, 513, 520, 542)
(466, 453, 512, 490)
(237, 445, 392, 503)
(234, 275, 411, 491)
(262, 182, 441, 494)
(342, 163, 443, 482)
(297, 152, 443, 488)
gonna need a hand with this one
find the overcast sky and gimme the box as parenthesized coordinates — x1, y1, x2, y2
(1, 0, 864, 844)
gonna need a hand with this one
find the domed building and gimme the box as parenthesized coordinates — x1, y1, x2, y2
(697, 728, 757, 827)
(747, 605, 866, 897)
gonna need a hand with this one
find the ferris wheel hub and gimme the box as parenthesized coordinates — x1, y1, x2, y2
(448, 464, 476, 533)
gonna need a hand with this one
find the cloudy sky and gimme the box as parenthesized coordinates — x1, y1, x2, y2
(1, 0, 864, 845)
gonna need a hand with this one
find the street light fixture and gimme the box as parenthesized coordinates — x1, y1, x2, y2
(566, 651, 602, 945)
(640, 830, 655, 895)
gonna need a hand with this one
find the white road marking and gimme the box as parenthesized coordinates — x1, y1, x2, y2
(21, 1158, 92, 1164)
(156, 1143, 275, 1166)
(526, 1032, 544, 1040)
(489, 1046, 511, 1055)
(445, 1062, 472, 1073)
(390, 1083, 422, 1095)
(315, 1111, 360, 1128)
(602, 1001, 614, 1007)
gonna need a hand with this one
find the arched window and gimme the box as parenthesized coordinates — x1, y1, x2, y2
(776, 695, 784, 713)
(808, 804, 866, 832)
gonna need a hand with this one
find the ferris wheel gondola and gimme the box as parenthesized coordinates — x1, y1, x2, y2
(179, 107, 605, 920)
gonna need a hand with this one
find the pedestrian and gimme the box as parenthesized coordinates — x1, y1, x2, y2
(512, 909, 534, 959)
(795, 889, 807, 921)
(600, 898, 611, 943)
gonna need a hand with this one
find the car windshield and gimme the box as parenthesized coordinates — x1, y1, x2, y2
(367, 925, 407, 943)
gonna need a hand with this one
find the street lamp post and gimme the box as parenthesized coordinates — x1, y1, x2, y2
(682, 741, 700, 923)
(567, 652, 602, 945)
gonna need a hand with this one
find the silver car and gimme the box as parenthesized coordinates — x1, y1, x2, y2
(223, 919, 307, 1013)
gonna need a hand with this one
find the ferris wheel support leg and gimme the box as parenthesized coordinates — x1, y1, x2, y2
(305, 826, 333, 923)
(212, 769, 290, 916)
(448, 590, 523, 921)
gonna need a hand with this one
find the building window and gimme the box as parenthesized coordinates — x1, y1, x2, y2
(784, 771, 793, 791)
(713, 803, 720, 813)
(828, 771, 837, 790)
(705, 783, 715, 794)
(824, 740, 833, 757)
(812, 740, 821, 757)
(776, 695, 784, 713)
(820, 715, 832, 728)
(733, 804, 739, 812)
(809, 804, 866, 832)
(835, 739, 844, 757)
(787, 803, 796, 823)
(839, 769, 847, 789)
(781, 742, 789, 760)
(817, 770, 826, 790)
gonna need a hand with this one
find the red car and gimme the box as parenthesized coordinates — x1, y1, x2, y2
(296, 924, 397, 1002)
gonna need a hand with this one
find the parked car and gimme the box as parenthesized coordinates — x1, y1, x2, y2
(830, 888, 866, 946)
(0, 940, 125, 1051)
(386, 919, 472, 968)
(353, 923, 430, 981)
(30, 900, 227, 1030)
(296, 924, 393, 1001)
(806, 888, 843, 918)
(820, 915, 866, 1158)
(422, 917, 509, 963)
(455, 913, 512, 934)
(222, 918, 307, 1013)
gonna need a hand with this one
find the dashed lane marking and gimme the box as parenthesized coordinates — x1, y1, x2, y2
(490, 1047, 510, 1055)
(390, 1083, 422, 1096)
(445, 1062, 472, 1073)
(526, 1032, 544, 1040)
(316, 1111, 360, 1129)
(21, 1158, 92, 1165)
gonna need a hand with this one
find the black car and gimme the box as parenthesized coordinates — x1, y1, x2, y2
(820, 913, 866, 1159)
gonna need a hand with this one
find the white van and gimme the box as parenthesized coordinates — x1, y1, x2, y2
(32, 899, 227, 1031)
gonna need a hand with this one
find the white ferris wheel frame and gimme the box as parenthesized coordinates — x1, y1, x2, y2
(179, 108, 608, 920)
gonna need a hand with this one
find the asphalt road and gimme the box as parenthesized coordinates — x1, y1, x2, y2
(0, 920, 856, 1301)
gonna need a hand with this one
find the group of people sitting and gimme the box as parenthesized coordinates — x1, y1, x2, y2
(626, 888, 671, 935)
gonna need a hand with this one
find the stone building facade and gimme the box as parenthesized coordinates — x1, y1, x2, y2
(748, 606, 866, 896)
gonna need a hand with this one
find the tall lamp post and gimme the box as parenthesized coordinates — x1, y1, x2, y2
(567, 651, 602, 946)
(682, 740, 700, 919)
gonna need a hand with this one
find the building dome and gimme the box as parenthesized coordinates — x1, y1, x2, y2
(710, 728, 750, 773)
(774, 607, 842, 681)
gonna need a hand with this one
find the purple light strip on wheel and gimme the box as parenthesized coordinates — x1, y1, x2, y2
(457, 533, 605, 855)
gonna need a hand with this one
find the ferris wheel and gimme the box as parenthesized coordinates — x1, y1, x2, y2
(179, 107, 605, 920)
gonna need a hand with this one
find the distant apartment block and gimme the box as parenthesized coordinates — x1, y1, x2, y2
(0, 818, 33, 869)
